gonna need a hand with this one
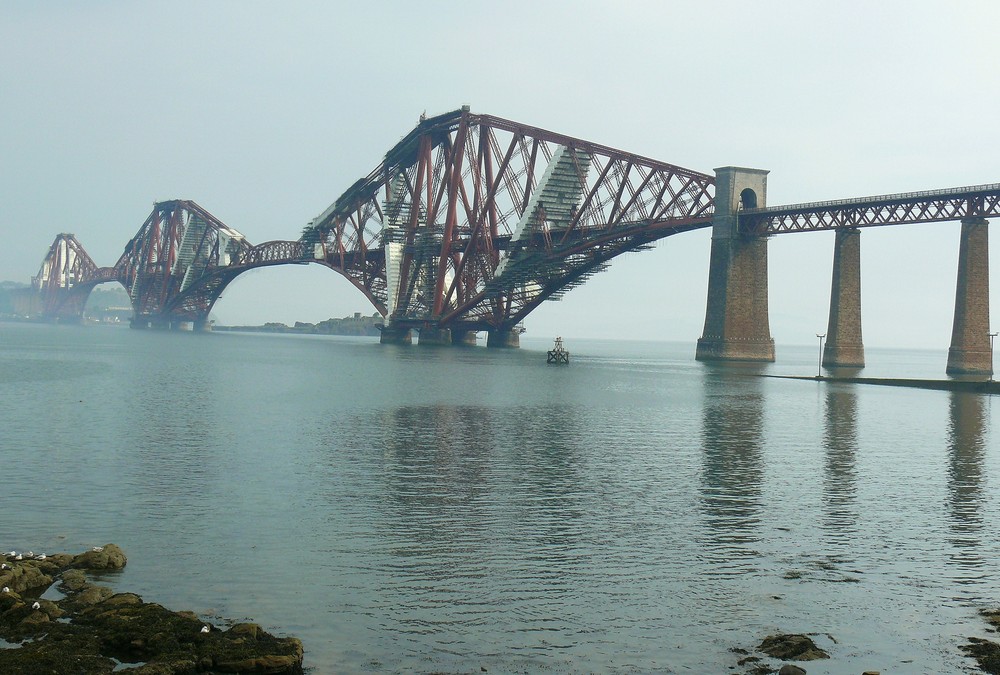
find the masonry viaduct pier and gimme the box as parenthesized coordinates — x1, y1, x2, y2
(17, 107, 1000, 376)
(699, 168, 998, 375)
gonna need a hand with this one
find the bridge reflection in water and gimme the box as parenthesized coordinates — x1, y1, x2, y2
(946, 391, 988, 578)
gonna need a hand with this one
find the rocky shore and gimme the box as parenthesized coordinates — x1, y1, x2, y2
(0, 545, 303, 674)
(731, 613, 1000, 675)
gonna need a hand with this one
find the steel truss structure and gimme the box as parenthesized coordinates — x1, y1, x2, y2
(305, 107, 716, 334)
(32, 234, 102, 319)
(114, 200, 257, 324)
(739, 183, 1000, 235)
(31, 202, 312, 325)
(25, 109, 997, 333)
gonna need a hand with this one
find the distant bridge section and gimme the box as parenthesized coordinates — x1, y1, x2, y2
(738, 183, 1000, 235)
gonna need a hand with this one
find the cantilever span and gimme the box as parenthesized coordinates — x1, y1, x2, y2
(29, 202, 325, 328)
(305, 106, 716, 345)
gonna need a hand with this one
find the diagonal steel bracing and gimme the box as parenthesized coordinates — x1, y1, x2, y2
(305, 107, 717, 333)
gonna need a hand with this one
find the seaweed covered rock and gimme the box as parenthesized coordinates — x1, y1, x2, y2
(962, 609, 1000, 674)
(71, 544, 127, 570)
(0, 546, 303, 674)
(758, 633, 830, 661)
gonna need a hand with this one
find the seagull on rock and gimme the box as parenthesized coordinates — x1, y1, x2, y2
(32, 602, 41, 610)
(14, 554, 22, 561)
(92, 546, 104, 552)
(200, 625, 210, 633)
(35, 554, 46, 560)
(1, 564, 9, 570)
(2, 587, 9, 593)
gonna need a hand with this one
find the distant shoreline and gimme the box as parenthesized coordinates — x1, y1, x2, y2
(212, 313, 382, 338)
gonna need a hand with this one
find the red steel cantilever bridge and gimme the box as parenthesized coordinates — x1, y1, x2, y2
(23, 107, 1000, 370)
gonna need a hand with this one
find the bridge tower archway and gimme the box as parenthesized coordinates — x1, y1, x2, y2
(696, 166, 775, 362)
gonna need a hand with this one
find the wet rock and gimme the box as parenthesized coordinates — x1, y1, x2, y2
(961, 636, 1000, 673)
(59, 568, 89, 592)
(759, 633, 830, 660)
(71, 543, 127, 570)
(778, 665, 807, 675)
(983, 609, 1000, 633)
(0, 562, 53, 594)
(0, 545, 304, 674)
(71, 585, 114, 607)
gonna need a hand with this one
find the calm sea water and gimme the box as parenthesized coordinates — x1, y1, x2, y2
(1, 322, 998, 673)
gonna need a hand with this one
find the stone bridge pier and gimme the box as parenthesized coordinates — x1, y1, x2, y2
(947, 217, 992, 376)
(696, 167, 775, 362)
(823, 227, 865, 368)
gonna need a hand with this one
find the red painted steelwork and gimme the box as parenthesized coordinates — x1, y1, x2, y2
(31, 234, 104, 320)
(305, 108, 717, 333)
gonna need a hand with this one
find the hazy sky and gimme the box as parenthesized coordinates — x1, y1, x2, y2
(2, 1, 997, 349)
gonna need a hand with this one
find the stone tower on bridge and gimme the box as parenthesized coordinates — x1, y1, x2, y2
(696, 167, 775, 362)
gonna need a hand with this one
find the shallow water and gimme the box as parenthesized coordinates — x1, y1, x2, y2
(1, 322, 998, 673)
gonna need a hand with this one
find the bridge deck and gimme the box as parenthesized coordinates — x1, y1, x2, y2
(739, 182, 1000, 234)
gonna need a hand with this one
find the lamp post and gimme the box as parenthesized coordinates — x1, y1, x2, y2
(816, 333, 826, 379)
(990, 331, 998, 381)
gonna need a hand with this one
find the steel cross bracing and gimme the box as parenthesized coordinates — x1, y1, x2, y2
(31, 202, 316, 324)
(113, 200, 259, 322)
(738, 183, 1000, 235)
(305, 107, 716, 333)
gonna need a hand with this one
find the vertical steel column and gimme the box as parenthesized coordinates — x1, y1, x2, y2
(823, 228, 865, 368)
(947, 218, 992, 376)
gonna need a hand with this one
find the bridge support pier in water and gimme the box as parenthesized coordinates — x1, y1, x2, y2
(417, 327, 451, 346)
(823, 228, 865, 368)
(451, 330, 478, 346)
(696, 167, 775, 362)
(947, 218, 992, 376)
(379, 325, 412, 345)
(487, 329, 520, 349)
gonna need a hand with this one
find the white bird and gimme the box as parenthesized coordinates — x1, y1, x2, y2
(14, 554, 21, 561)
(1, 564, 9, 570)
(5, 551, 14, 557)
(31, 602, 40, 610)
(200, 625, 210, 633)
(35, 554, 46, 561)
(25, 551, 33, 558)
(2, 587, 9, 593)
(92, 546, 104, 552)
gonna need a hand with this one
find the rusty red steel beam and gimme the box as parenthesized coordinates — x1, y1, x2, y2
(739, 183, 1000, 235)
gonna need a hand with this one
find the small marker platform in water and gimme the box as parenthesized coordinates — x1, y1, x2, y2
(547, 337, 570, 364)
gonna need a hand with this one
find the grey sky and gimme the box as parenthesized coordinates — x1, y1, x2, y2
(2, 1, 997, 349)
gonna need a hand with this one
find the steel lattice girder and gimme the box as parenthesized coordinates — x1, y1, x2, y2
(305, 107, 716, 331)
(738, 184, 1000, 235)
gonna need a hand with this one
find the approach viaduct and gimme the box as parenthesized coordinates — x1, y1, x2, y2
(17, 107, 1000, 376)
